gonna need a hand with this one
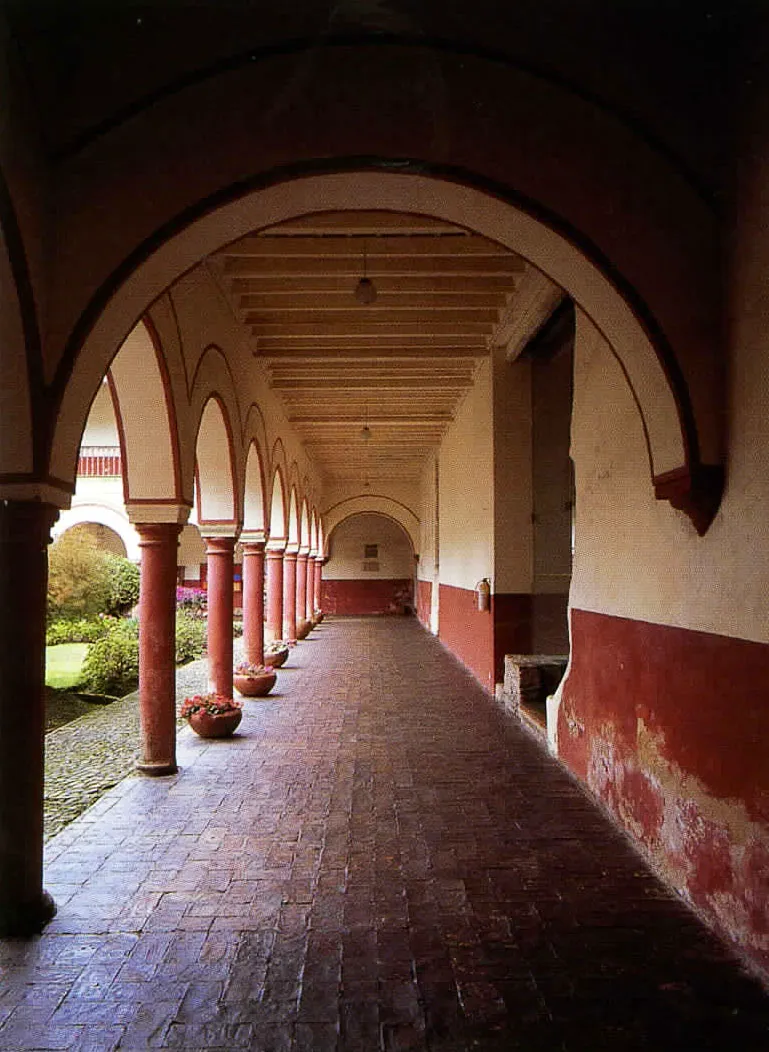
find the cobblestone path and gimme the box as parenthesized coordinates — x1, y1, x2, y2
(2, 618, 766, 1051)
(44, 643, 244, 840)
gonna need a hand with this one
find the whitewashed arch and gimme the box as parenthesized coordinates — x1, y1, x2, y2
(269, 469, 287, 542)
(242, 440, 266, 535)
(323, 495, 420, 556)
(195, 396, 237, 526)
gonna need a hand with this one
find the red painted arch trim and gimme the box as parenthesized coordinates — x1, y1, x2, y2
(242, 437, 268, 533)
(323, 493, 421, 526)
(142, 315, 184, 501)
(194, 392, 240, 526)
(268, 462, 288, 540)
(106, 370, 130, 505)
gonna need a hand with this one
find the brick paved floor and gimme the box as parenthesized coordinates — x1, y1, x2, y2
(2, 617, 767, 1051)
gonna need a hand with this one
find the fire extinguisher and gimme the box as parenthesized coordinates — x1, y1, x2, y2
(476, 578, 491, 612)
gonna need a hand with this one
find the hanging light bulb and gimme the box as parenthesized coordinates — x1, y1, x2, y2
(359, 403, 371, 442)
(354, 240, 377, 304)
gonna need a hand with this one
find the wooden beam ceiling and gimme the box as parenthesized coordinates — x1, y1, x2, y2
(209, 211, 528, 483)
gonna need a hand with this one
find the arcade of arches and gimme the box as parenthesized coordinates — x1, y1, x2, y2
(0, 2, 768, 982)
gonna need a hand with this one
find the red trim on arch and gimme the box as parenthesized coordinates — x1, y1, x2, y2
(106, 370, 130, 504)
(142, 315, 184, 501)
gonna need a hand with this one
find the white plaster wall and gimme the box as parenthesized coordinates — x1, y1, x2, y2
(493, 348, 533, 593)
(417, 458, 437, 583)
(438, 362, 494, 590)
(179, 524, 205, 576)
(81, 382, 119, 445)
(571, 310, 769, 644)
(325, 514, 414, 580)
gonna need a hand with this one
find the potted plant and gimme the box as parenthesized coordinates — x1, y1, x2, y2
(264, 640, 290, 668)
(233, 660, 277, 697)
(181, 693, 242, 738)
(313, 608, 323, 625)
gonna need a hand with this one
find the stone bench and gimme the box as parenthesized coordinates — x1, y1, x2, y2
(502, 654, 569, 716)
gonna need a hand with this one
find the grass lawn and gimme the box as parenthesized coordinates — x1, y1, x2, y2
(45, 643, 89, 690)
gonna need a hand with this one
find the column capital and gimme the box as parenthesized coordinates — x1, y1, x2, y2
(241, 538, 266, 555)
(240, 529, 266, 546)
(283, 549, 298, 563)
(204, 535, 237, 556)
(126, 501, 191, 526)
(0, 500, 59, 545)
(198, 524, 239, 541)
(135, 522, 183, 545)
(0, 481, 71, 509)
(267, 537, 287, 554)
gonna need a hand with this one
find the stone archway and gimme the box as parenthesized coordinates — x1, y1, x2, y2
(50, 171, 719, 533)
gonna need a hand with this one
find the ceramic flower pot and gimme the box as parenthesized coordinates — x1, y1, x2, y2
(188, 708, 242, 738)
(265, 647, 289, 668)
(233, 670, 277, 697)
(296, 619, 311, 640)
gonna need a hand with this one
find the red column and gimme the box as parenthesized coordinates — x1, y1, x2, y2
(265, 548, 284, 642)
(241, 540, 265, 665)
(0, 501, 58, 934)
(136, 523, 182, 776)
(306, 555, 316, 624)
(313, 556, 323, 615)
(296, 552, 308, 635)
(283, 551, 298, 644)
(206, 536, 235, 697)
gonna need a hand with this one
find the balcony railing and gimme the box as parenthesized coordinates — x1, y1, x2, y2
(77, 445, 122, 477)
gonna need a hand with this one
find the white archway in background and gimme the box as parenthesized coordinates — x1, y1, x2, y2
(323, 495, 420, 557)
(53, 503, 140, 562)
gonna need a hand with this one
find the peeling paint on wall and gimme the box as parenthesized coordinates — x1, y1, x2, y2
(559, 608, 769, 974)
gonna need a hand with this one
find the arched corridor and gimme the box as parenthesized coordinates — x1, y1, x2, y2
(2, 4, 769, 1035)
(3, 618, 765, 1051)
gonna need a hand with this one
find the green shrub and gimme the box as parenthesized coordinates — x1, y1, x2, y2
(48, 532, 112, 620)
(81, 619, 139, 696)
(175, 612, 207, 664)
(46, 616, 116, 646)
(104, 554, 140, 615)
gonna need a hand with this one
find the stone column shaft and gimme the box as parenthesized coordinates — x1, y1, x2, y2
(206, 537, 235, 696)
(313, 557, 323, 613)
(296, 553, 308, 633)
(0, 501, 58, 934)
(137, 523, 182, 776)
(283, 551, 298, 644)
(265, 549, 284, 643)
(242, 541, 265, 666)
(305, 556, 316, 624)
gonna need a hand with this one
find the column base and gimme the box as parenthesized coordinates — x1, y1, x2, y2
(0, 890, 57, 937)
(136, 761, 178, 777)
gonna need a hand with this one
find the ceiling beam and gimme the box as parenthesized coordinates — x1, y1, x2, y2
(222, 234, 508, 257)
(273, 380, 471, 393)
(230, 274, 517, 294)
(252, 322, 491, 338)
(227, 256, 523, 277)
(239, 294, 504, 311)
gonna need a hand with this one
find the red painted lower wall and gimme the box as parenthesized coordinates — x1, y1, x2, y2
(558, 608, 769, 973)
(321, 578, 413, 616)
(438, 583, 494, 691)
(492, 594, 533, 683)
(416, 578, 432, 628)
